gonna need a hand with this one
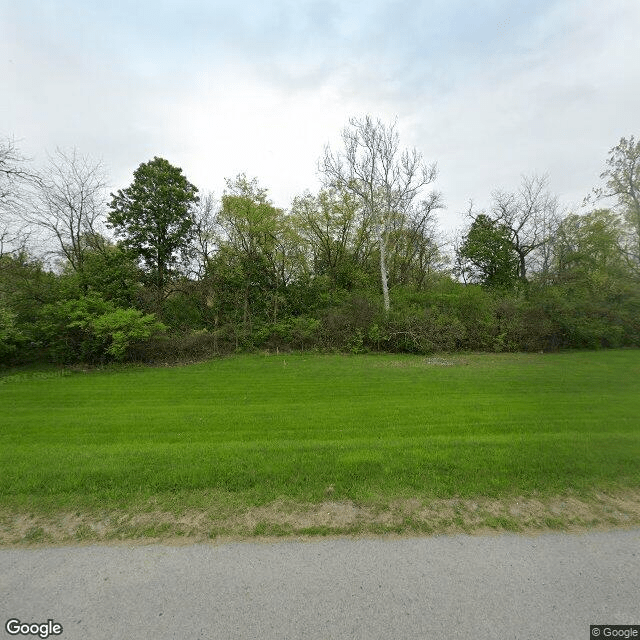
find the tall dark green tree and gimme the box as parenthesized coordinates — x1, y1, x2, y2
(458, 214, 520, 289)
(108, 157, 199, 292)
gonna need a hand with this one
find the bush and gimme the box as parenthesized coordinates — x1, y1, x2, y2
(255, 316, 322, 351)
(132, 329, 224, 363)
(382, 306, 466, 354)
(320, 294, 381, 350)
(0, 305, 25, 363)
(36, 294, 166, 363)
(539, 280, 640, 349)
(91, 308, 167, 361)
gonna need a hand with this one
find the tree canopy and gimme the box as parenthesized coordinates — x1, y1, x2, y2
(108, 157, 199, 292)
(599, 136, 640, 268)
(458, 214, 520, 289)
(1, 126, 639, 364)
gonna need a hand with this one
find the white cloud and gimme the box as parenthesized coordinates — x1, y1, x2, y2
(162, 69, 365, 204)
(1, 0, 639, 240)
(409, 0, 640, 232)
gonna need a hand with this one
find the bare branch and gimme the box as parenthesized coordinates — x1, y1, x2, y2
(20, 148, 108, 272)
(319, 116, 439, 310)
(489, 173, 560, 280)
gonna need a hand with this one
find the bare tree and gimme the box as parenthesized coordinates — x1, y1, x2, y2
(0, 138, 36, 257)
(1, 138, 34, 204)
(490, 173, 560, 281)
(24, 148, 108, 272)
(0, 225, 31, 260)
(320, 116, 439, 311)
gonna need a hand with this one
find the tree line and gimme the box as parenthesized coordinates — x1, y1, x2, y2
(1, 118, 639, 365)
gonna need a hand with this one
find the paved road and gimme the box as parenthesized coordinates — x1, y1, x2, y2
(1, 530, 638, 640)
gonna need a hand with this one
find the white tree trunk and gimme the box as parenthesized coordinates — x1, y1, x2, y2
(377, 223, 390, 313)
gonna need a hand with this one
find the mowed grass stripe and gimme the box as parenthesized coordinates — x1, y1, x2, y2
(1, 351, 639, 511)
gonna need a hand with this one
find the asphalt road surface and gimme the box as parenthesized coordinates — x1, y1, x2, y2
(1, 529, 639, 640)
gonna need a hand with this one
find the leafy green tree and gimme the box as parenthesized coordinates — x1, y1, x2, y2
(291, 188, 375, 290)
(50, 233, 142, 307)
(0, 251, 60, 336)
(546, 209, 640, 348)
(216, 175, 294, 332)
(108, 157, 199, 292)
(598, 136, 640, 267)
(37, 293, 113, 362)
(76, 239, 142, 307)
(458, 214, 520, 289)
(552, 209, 628, 282)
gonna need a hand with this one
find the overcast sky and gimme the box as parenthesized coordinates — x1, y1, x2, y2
(2, 0, 639, 236)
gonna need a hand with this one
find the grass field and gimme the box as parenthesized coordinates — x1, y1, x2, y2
(1, 351, 639, 543)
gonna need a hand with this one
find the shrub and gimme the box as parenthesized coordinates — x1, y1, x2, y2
(37, 294, 166, 363)
(320, 294, 381, 350)
(91, 308, 167, 361)
(0, 305, 25, 362)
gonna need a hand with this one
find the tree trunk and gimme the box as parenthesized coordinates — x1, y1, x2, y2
(518, 252, 527, 281)
(243, 285, 250, 333)
(377, 224, 390, 312)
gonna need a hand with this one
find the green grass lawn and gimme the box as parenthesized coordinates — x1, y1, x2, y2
(2, 350, 639, 521)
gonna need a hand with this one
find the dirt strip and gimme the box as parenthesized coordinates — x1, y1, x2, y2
(2, 489, 639, 546)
